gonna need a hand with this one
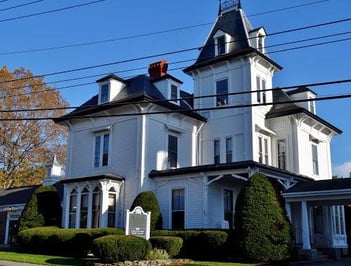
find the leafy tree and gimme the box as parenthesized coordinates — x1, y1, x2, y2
(0, 67, 68, 188)
(234, 173, 291, 262)
(18, 185, 62, 232)
(130, 191, 163, 231)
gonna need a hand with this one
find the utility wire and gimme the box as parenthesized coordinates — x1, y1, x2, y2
(0, 92, 349, 121)
(2, 77, 351, 114)
(0, 0, 327, 56)
(0, 0, 44, 12)
(0, 0, 105, 23)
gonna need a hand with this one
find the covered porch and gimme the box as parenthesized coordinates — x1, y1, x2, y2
(283, 178, 351, 255)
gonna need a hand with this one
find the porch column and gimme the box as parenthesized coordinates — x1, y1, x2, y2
(285, 202, 292, 222)
(301, 201, 311, 250)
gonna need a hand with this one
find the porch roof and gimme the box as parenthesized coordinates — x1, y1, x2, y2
(283, 178, 351, 205)
(60, 173, 124, 184)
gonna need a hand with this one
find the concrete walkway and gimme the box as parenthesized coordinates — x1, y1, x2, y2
(290, 258, 351, 266)
(0, 261, 42, 266)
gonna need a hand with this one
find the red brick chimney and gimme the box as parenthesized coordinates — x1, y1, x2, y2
(148, 60, 168, 79)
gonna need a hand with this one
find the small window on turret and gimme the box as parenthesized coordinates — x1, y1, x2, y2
(100, 84, 109, 104)
(217, 36, 226, 55)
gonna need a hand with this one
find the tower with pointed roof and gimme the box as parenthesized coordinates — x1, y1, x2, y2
(184, 2, 281, 165)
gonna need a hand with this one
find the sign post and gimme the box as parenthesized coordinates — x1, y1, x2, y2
(125, 206, 151, 240)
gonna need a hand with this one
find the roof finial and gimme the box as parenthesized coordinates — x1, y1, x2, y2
(219, 0, 241, 14)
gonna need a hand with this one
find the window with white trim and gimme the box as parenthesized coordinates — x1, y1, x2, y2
(226, 137, 232, 163)
(168, 135, 178, 168)
(69, 189, 78, 228)
(94, 132, 110, 168)
(216, 35, 226, 55)
(258, 135, 270, 165)
(100, 84, 109, 104)
(80, 188, 89, 228)
(92, 186, 101, 228)
(256, 76, 266, 103)
(277, 139, 287, 170)
(214, 139, 220, 164)
(107, 187, 117, 227)
(312, 144, 319, 175)
(216, 78, 228, 106)
(172, 188, 185, 230)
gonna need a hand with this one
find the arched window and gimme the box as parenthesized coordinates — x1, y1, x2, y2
(80, 188, 89, 228)
(69, 189, 78, 228)
(108, 187, 117, 227)
(92, 186, 101, 228)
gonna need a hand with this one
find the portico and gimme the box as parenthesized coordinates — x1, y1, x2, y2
(283, 178, 351, 252)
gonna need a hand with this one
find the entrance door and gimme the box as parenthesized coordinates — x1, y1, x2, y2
(224, 189, 234, 228)
(331, 205, 347, 248)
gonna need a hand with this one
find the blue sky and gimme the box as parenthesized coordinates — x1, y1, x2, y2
(1, 0, 350, 176)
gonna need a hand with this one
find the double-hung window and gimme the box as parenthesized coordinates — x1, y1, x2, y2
(168, 135, 178, 168)
(171, 85, 178, 102)
(100, 84, 109, 104)
(214, 139, 220, 164)
(258, 135, 270, 165)
(172, 188, 185, 229)
(107, 187, 117, 227)
(94, 132, 110, 167)
(216, 79, 228, 106)
(216, 35, 226, 55)
(277, 140, 287, 170)
(226, 137, 232, 163)
(80, 188, 89, 228)
(256, 76, 266, 104)
(312, 144, 319, 175)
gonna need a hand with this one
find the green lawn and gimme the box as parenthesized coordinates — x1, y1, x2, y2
(0, 247, 256, 266)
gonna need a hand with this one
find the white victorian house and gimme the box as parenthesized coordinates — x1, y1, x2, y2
(54, 1, 349, 256)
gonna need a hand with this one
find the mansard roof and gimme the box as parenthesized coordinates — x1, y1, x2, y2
(184, 7, 281, 73)
(54, 75, 206, 123)
(266, 89, 342, 134)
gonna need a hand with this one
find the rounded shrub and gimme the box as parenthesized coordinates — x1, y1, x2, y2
(92, 235, 151, 263)
(234, 173, 292, 262)
(18, 185, 62, 232)
(130, 191, 162, 231)
(149, 236, 183, 258)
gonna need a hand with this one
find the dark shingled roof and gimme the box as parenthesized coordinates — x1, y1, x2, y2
(184, 8, 281, 73)
(0, 182, 63, 206)
(54, 75, 206, 123)
(266, 89, 342, 134)
(285, 178, 351, 194)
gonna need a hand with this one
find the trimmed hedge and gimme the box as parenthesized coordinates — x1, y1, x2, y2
(17, 227, 124, 256)
(149, 236, 183, 258)
(92, 235, 151, 263)
(152, 230, 228, 259)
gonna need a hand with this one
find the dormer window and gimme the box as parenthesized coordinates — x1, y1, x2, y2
(258, 34, 265, 53)
(171, 84, 178, 102)
(100, 84, 109, 104)
(214, 30, 231, 56)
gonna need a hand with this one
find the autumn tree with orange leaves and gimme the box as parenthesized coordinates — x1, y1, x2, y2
(0, 67, 68, 188)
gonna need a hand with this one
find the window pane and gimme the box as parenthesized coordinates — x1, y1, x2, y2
(108, 193, 116, 227)
(214, 139, 220, 164)
(80, 192, 89, 228)
(312, 144, 319, 175)
(217, 36, 226, 55)
(171, 85, 178, 100)
(216, 79, 228, 106)
(278, 140, 286, 170)
(100, 84, 109, 103)
(69, 193, 77, 228)
(102, 134, 109, 166)
(172, 189, 185, 230)
(224, 190, 233, 228)
(258, 137, 263, 163)
(168, 135, 178, 168)
(226, 137, 232, 163)
(256, 76, 261, 103)
(92, 190, 100, 228)
(94, 136, 101, 167)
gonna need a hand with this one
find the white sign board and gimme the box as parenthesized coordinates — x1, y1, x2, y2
(125, 206, 151, 240)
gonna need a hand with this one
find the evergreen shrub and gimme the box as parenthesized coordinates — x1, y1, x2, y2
(130, 191, 162, 231)
(17, 227, 124, 256)
(17, 185, 62, 232)
(92, 235, 151, 263)
(149, 236, 183, 258)
(234, 173, 292, 262)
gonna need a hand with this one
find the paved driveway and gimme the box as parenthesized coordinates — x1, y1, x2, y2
(290, 258, 351, 266)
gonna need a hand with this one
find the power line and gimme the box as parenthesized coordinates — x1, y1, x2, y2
(0, 92, 349, 121)
(0, 0, 327, 56)
(2, 77, 351, 114)
(0, 0, 105, 23)
(0, 0, 44, 12)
